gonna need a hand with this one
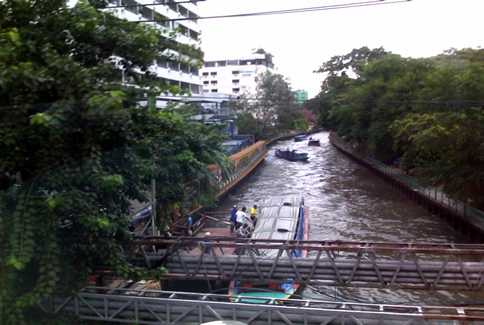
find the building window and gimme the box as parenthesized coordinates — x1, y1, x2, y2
(167, 2, 177, 13)
(140, 6, 153, 20)
(232, 88, 240, 94)
(211, 89, 218, 93)
(210, 72, 217, 77)
(211, 80, 217, 85)
(180, 63, 190, 74)
(122, 0, 139, 14)
(157, 58, 168, 68)
(168, 61, 179, 71)
(227, 60, 238, 66)
(202, 72, 209, 77)
(181, 82, 190, 91)
(232, 70, 239, 76)
(154, 12, 169, 27)
(205, 62, 215, 68)
(189, 29, 199, 41)
(203, 81, 209, 86)
(232, 79, 239, 85)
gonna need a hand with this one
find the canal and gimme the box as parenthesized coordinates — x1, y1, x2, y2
(216, 131, 482, 306)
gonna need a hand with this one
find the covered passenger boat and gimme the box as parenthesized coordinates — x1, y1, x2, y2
(275, 148, 309, 162)
(308, 138, 320, 146)
(228, 195, 308, 302)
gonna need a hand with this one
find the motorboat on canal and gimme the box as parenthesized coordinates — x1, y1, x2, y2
(228, 195, 308, 302)
(307, 138, 320, 146)
(294, 134, 308, 142)
(275, 148, 309, 162)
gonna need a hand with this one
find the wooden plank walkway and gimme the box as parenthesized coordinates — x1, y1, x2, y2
(189, 226, 237, 255)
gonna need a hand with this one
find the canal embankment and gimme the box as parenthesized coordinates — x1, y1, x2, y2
(328, 131, 484, 243)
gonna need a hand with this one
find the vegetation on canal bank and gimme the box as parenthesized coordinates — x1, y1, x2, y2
(305, 47, 484, 210)
(232, 66, 309, 140)
(0, 1, 229, 323)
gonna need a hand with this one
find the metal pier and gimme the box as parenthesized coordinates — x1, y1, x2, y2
(124, 238, 484, 290)
(39, 287, 484, 324)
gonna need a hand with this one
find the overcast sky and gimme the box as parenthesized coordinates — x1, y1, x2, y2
(198, 0, 483, 98)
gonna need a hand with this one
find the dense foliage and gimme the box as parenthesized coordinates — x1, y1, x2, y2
(313, 47, 484, 208)
(0, 0, 227, 323)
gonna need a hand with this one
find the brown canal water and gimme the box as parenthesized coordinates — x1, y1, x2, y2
(216, 131, 483, 307)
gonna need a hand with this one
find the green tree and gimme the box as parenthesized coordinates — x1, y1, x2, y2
(314, 46, 484, 207)
(313, 47, 390, 132)
(252, 48, 274, 66)
(0, 0, 227, 323)
(391, 108, 484, 209)
(390, 60, 484, 208)
(237, 71, 297, 139)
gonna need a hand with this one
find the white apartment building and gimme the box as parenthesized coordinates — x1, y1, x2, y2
(201, 54, 277, 96)
(106, 0, 203, 97)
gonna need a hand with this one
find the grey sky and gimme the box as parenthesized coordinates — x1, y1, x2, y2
(199, 0, 483, 98)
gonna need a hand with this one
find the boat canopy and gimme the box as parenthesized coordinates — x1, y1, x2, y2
(251, 195, 304, 257)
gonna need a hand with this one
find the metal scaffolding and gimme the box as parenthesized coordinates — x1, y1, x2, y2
(38, 287, 484, 324)
(122, 238, 484, 290)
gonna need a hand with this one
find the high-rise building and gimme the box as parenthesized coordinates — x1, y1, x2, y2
(200, 54, 278, 96)
(295, 90, 308, 104)
(106, 0, 203, 100)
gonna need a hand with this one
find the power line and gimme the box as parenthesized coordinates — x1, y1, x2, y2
(106, 0, 206, 9)
(128, 0, 411, 23)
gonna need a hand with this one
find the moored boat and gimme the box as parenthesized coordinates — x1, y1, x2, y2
(275, 148, 309, 162)
(228, 195, 308, 302)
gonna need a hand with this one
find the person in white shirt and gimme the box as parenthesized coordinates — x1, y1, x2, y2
(235, 206, 247, 230)
(243, 212, 254, 232)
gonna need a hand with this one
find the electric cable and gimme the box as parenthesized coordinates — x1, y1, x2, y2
(106, 0, 206, 9)
(125, 0, 411, 23)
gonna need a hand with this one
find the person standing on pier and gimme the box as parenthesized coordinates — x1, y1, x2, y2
(243, 211, 254, 232)
(185, 215, 193, 236)
(235, 206, 247, 230)
(230, 205, 237, 233)
(250, 205, 258, 226)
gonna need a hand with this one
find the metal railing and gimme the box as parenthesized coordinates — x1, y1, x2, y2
(38, 287, 484, 324)
(122, 238, 484, 290)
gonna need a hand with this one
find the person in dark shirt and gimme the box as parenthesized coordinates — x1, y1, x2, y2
(186, 215, 193, 236)
(230, 205, 237, 233)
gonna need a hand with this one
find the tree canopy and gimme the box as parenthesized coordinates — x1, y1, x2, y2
(313, 47, 484, 209)
(0, 0, 227, 323)
(236, 71, 306, 139)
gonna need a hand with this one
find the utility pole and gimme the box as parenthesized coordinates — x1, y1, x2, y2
(151, 157, 157, 237)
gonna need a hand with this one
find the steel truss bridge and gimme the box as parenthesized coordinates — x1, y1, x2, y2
(38, 287, 484, 325)
(44, 238, 484, 324)
(123, 238, 484, 290)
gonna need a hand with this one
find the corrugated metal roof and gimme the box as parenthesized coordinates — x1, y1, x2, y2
(250, 196, 303, 257)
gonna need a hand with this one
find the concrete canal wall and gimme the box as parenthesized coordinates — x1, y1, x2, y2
(328, 132, 484, 243)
